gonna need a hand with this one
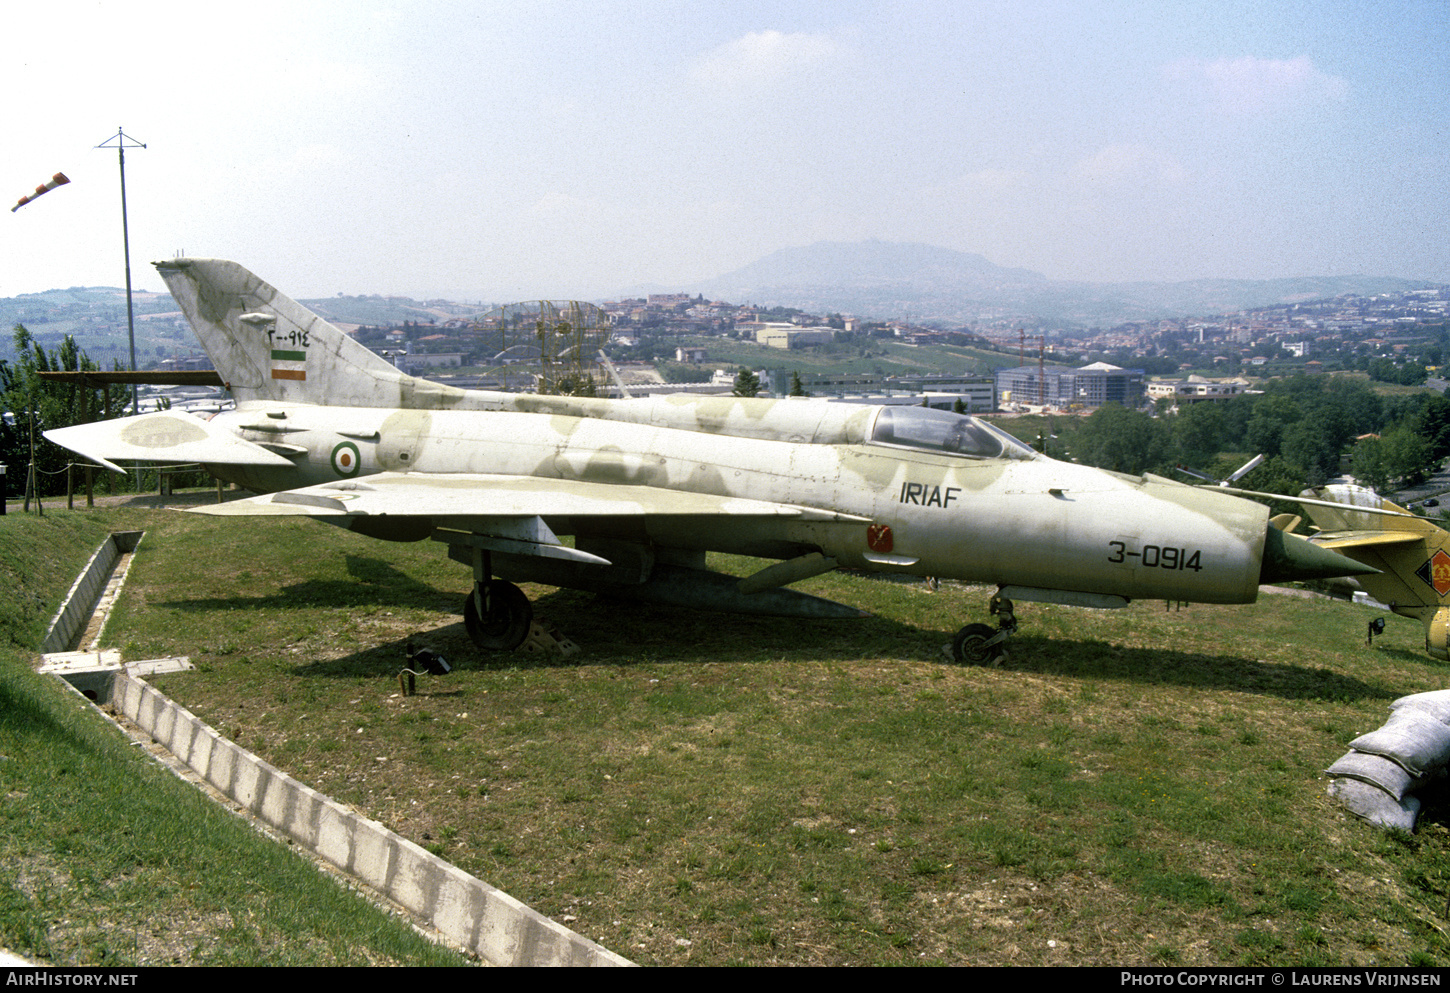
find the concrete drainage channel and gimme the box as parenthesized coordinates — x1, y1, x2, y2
(37, 530, 633, 968)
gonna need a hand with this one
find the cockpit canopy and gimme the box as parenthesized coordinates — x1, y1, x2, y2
(869, 405, 1040, 461)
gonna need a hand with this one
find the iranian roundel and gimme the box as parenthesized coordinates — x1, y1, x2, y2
(331, 441, 361, 477)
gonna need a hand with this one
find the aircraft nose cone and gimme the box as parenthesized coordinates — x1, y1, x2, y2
(1259, 525, 1378, 584)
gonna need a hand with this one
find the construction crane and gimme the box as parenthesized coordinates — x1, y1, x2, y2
(473, 301, 612, 395)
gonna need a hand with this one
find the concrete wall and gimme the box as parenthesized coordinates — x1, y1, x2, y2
(41, 531, 143, 654)
(110, 672, 632, 967)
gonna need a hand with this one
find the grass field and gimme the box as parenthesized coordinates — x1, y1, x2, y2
(16, 500, 1436, 967)
(0, 507, 473, 967)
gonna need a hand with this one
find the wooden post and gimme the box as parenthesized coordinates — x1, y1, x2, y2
(86, 465, 94, 507)
(24, 396, 33, 513)
(102, 387, 112, 496)
(26, 395, 40, 516)
(67, 463, 74, 510)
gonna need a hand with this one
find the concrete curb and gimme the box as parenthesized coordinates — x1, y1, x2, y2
(41, 531, 143, 654)
(109, 671, 633, 967)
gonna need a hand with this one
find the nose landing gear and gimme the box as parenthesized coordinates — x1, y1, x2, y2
(951, 593, 1016, 665)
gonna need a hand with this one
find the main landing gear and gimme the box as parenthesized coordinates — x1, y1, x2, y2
(460, 544, 532, 651)
(463, 578, 533, 651)
(951, 592, 1017, 666)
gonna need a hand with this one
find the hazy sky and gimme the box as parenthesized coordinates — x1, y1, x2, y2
(2, 0, 1446, 302)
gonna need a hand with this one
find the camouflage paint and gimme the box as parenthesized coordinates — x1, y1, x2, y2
(43, 259, 1369, 616)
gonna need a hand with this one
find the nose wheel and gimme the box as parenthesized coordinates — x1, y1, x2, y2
(951, 593, 1016, 665)
(463, 579, 533, 651)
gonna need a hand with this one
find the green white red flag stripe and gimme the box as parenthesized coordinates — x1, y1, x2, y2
(270, 348, 307, 380)
(11, 173, 70, 213)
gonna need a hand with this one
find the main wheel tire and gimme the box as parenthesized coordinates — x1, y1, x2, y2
(952, 623, 1005, 665)
(463, 580, 533, 651)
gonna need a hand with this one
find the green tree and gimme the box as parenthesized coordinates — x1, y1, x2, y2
(1072, 404, 1169, 475)
(1218, 394, 1256, 450)
(732, 367, 761, 398)
(788, 370, 808, 397)
(1243, 394, 1301, 458)
(1236, 456, 1308, 517)
(1324, 378, 1382, 435)
(1367, 357, 1397, 384)
(1169, 402, 1225, 469)
(1381, 424, 1432, 488)
(0, 325, 128, 498)
(1415, 393, 1450, 462)
(553, 372, 598, 397)
(1349, 437, 1390, 493)
(1280, 420, 1338, 487)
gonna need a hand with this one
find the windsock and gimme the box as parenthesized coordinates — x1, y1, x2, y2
(11, 172, 70, 213)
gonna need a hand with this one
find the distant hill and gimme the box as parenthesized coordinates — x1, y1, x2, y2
(0, 286, 490, 365)
(670, 239, 1436, 327)
(299, 295, 488, 327)
(701, 240, 1046, 292)
(3, 241, 1440, 365)
(0, 285, 178, 367)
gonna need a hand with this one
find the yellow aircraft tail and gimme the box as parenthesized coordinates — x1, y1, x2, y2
(1298, 484, 1450, 659)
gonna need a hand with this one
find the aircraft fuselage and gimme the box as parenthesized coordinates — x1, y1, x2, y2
(42, 258, 1378, 658)
(205, 396, 1272, 606)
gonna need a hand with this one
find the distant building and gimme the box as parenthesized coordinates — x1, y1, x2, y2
(994, 362, 1144, 410)
(400, 352, 464, 372)
(784, 373, 995, 412)
(1146, 377, 1248, 406)
(159, 354, 215, 372)
(891, 375, 997, 413)
(752, 324, 835, 349)
(796, 372, 885, 394)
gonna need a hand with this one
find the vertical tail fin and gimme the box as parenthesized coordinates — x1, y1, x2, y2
(1305, 484, 1437, 535)
(154, 258, 414, 407)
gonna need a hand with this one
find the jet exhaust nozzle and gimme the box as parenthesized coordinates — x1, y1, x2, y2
(1259, 526, 1378, 585)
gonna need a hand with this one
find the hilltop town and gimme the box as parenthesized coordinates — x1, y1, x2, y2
(3, 272, 1448, 417)
(278, 282, 1450, 414)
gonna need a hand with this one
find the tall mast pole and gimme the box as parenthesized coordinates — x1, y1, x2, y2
(96, 127, 146, 414)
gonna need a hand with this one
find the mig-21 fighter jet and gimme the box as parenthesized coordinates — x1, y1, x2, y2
(44, 259, 1372, 662)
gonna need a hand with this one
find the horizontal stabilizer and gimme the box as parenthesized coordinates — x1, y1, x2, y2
(1311, 530, 1425, 551)
(1269, 513, 1303, 533)
(43, 410, 295, 473)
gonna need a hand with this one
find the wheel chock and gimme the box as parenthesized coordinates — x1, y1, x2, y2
(518, 620, 580, 657)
